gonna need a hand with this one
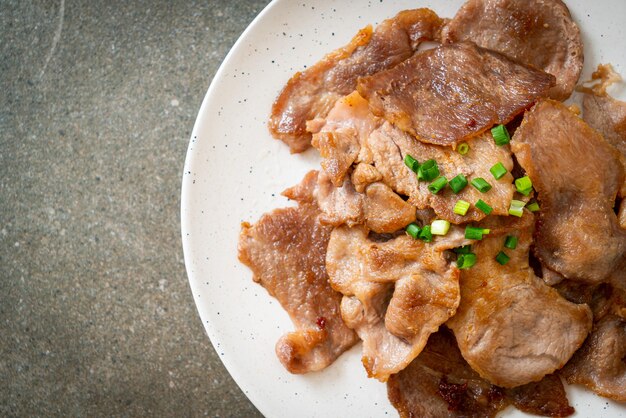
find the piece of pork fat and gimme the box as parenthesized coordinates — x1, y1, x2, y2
(560, 285, 626, 402)
(283, 170, 416, 234)
(387, 328, 575, 418)
(447, 214, 592, 388)
(511, 99, 626, 283)
(325, 225, 466, 381)
(310, 92, 379, 186)
(357, 41, 555, 147)
(366, 122, 516, 223)
(268, 8, 445, 153)
(238, 203, 358, 373)
(441, 0, 583, 101)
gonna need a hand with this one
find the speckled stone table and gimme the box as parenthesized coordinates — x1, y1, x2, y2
(0, 1, 267, 416)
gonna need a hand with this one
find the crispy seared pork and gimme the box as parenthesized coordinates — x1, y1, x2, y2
(238, 202, 358, 373)
(511, 99, 626, 283)
(442, 0, 583, 101)
(269, 8, 445, 152)
(357, 42, 555, 146)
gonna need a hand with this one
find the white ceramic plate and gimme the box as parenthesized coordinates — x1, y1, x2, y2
(181, 1, 626, 416)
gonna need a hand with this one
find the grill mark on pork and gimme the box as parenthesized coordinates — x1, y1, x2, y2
(441, 0, 583, 101)
(326, 226, 463, 381)
(357, 42, 555, 147)
(269, 8, 445, 153)
(447, 214, 592, 388)
(238, 202, 358, 373)
(365, 122, 516, 223)
(387, 328, 574, 418)
(511, 99, 626, 283)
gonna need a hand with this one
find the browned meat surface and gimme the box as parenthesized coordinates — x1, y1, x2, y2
(511, 99, 626, 283)
(582, 88, 626, 223)
(269, 8, 444, 152)
(388, 328, 574, 418)
(442, 0, 583, 101)
(366, 122, 515, 223)
(447, 214, 592, 387)
(238, 203, 358, 373)
(326, 226, 462, 381)
(357, 42, 554, 146)
(507, 374, 574, 417)
(562, 315, 626, 401)
(284, 170, 415, 233)
(310, 92, 379, 186)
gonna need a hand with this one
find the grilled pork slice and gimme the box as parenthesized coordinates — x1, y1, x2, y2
(561, 285, 626, 401)
(387, 328, 574, 418)
(442, 0, 583, 101)
(511, 99, 626, 283)
(357, 41, 554, 147)
(310, 92, 379, 186)
(269, 8, 444, 153)
(326, 226, 466, 381)
(283, 170, 416, 234)
(583, 86, 626, 228)
(365, 122, 516, 223)
(447, 215, 592, 388)
(238, 203, 358, 373)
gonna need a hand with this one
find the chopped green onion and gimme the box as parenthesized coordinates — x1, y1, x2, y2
(504, 235, 518, 249)
(491, 124, 510, 146)
(418, 225, 433, 242)
(454, 200, 470, 216)
(495, 251, 510, 265)
(428, 176, 448, 194)
(449, 174, 468, 194)
(458, 142, 470, 155)
(431, 220, 451, 236)
(526, 201, 540, 212)
(457, 253, 477, 269)
(418, 159, 440, 181)
(475, 199, 493, 215)
(471, 178, 492, 193)
(405, 223, 421, 239)
(465, 226, 490, 240)
(404, 154, 419, 173)
(509, 199, 526, 217)
(454, 245, 472, 254)
(515, 176, 533, 196)
(489, 162, 508, 180)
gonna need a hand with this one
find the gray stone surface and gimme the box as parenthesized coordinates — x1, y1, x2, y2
(0, 1, 268, 416)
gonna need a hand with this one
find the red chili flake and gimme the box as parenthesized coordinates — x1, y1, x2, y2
(437, 376, 468, 412)
(466, 119, 477, 128)
(316, 316, 327, 330)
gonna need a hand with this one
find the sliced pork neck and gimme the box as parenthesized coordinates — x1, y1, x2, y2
(387, 328, 575, 418)
(365, 122, 516, 223)
(511, 99, 626, 283)
(269, 8, 444, 152)
(238, 202, 358, 373)
(447, 215, 592, 388)
(357, 41, 555, 147)
(442, 0, 583, 101)
(326, 226, 465, 381)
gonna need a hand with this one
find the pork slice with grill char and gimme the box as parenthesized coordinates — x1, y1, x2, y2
(447, 214, 592, 388)
(511, 99, 626, 283)
(357, 41, 555, 147)
(238, 202, 358, 373)
(441, 0, 583, 101)
(269, 8, 444, 153)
